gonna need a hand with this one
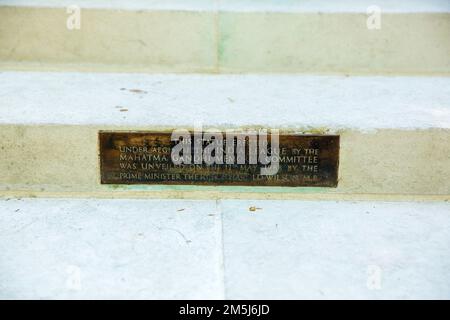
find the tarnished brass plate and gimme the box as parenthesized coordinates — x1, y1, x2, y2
(99, 131, 339, 187)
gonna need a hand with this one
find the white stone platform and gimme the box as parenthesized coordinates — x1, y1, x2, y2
(0, 198, 449, 299)
(1, 72, 449, 130)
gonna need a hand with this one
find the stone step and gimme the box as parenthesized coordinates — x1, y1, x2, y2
(0, 71, 449, 200)
(0, 0, 449, 74)
(0, 198, 449, 299)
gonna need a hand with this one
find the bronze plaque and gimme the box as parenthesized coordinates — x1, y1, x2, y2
(99, 131, 339, 187)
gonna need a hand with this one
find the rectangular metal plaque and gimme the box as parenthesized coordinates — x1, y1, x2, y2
(99, 131, 339, 187)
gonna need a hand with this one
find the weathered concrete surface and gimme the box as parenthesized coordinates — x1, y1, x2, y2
(1, 0, 449, 74)
(0, 198, 449, 299)
(0, 125, 449, 199)
(0, 7, 217, 73)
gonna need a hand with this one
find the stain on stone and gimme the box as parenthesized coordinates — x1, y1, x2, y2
(129, 89, 147, 94)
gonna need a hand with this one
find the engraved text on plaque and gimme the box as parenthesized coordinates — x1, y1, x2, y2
(99, 131, 339, 187)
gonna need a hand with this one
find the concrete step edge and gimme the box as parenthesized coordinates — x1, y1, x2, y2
(0, 72, 449, 199)
(2, 0, 449, 13)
